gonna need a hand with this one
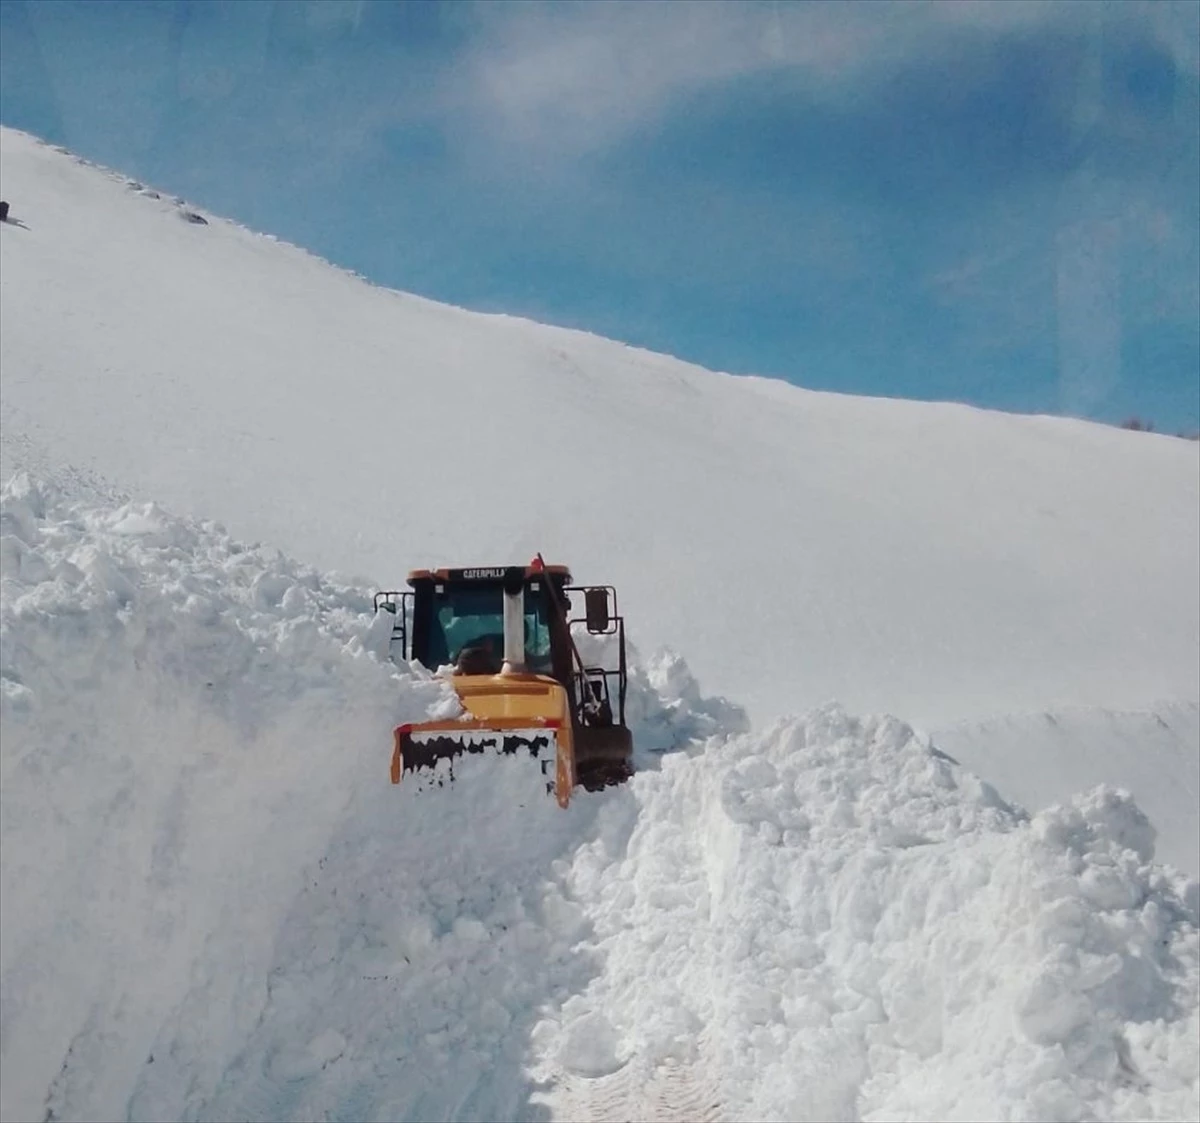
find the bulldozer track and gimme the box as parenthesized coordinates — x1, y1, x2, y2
(544, 1040, 726, 1123)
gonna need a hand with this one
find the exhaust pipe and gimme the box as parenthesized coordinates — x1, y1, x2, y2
(500, 584, 525, 674)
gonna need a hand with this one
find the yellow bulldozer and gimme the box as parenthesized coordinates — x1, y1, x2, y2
(374, 556, 633, 807)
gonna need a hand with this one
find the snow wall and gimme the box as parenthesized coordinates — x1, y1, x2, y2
(2, 474, 1196, 1123)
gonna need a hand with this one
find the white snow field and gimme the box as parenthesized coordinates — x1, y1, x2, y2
(1, 128, 1196, 733)
(3, 478, 1196, 1123)
(1, 128, 1198, 1121)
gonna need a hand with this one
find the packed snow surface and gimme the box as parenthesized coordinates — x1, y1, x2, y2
(2, 129, 1199, 1121)
(3, 477, 1196, 1122)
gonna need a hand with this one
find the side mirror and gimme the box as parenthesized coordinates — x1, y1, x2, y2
(584, 587, 611, 634)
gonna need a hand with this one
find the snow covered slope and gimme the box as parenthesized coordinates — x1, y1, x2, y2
(2, 477, 1195, 1123)
(1, 128, 1198, 1120)
(1, 126, 1196, 733)
(938, 704, 1200, 888)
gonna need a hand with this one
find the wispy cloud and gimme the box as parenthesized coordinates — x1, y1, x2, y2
(443, 1, 1047, 155)
(299, 0, 365, 35)
(438, 1, 1198, 161)
(5, 0, 1191, 425)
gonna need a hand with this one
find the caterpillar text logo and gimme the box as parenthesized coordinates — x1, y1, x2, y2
(461, 568, 506, 580)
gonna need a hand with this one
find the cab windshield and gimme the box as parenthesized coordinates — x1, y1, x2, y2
(424, 583, 552, 673)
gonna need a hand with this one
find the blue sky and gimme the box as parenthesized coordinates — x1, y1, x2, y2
(2, 0, 1197, 431)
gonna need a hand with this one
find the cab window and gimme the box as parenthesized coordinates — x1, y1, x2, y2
(423, 583, 552, 672)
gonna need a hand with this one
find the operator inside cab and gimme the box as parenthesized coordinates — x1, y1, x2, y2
(427, 582, 553, 675)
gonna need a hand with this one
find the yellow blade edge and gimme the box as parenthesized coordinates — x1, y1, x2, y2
(390, 673, 577, 807)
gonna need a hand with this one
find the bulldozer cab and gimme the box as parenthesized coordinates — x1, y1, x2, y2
(374, 560, 633, 804)
(376, 564, 569, 673)
(417, 573, 555, 676)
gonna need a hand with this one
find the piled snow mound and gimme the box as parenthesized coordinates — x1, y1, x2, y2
(574, 628, 750, 757)
(935, 704, 1200, 878)
(2, 474, 1195, 1122)
(176, 736, 618, 1123)
(0, 473, 741, 1123)
(0, 472, 449, 1123)
(545, 708, 1199, 1122)
(0, 473, 447, 723)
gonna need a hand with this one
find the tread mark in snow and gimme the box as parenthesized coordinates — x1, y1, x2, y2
(545, 1045, 726, 1123)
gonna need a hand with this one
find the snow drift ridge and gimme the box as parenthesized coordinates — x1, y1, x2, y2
(2, 475, 1196, 1122)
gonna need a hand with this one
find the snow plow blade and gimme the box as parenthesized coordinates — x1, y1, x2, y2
(391, 674, 577, 807)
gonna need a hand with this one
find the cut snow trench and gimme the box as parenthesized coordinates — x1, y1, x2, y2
(0, 476, 743, 1122)
(3, 477, 1197, 1122)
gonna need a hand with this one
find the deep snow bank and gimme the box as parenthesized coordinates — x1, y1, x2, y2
(0, 472, 442, 1123)
(546, 710, 1199, 1122)
(109, 705, 1200, 1123)
(936, 705, 1200, 879)
(0, 473, 739, 1123)
(2, 475, 1196, 1122)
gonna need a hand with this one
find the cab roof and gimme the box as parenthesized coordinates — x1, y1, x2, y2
(406, 563, 572, 588)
